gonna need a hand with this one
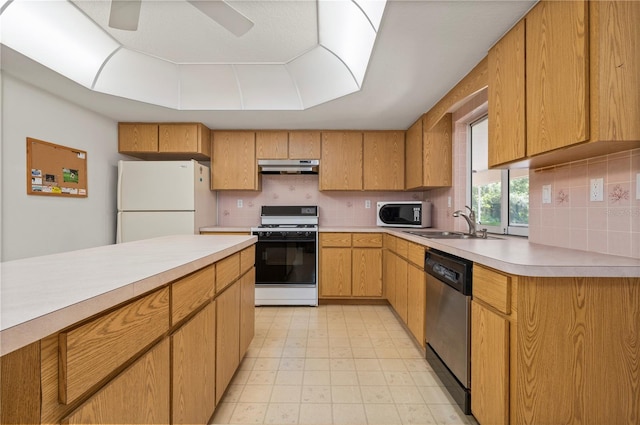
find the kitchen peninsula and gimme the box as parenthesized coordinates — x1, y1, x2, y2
(0, 234, 256, 424)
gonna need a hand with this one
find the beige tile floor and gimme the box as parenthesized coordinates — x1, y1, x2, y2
(211, 305, 478, 425)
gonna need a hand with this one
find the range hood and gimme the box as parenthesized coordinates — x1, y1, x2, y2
(258, 159, 319, 174)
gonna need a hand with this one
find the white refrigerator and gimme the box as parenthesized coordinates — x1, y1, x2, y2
(116, 160, 217, 243)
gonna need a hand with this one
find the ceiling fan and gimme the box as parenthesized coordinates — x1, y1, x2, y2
(108, 0, 254, 36)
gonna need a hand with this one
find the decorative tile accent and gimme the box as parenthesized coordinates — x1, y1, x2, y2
(609, 184, 629, 203)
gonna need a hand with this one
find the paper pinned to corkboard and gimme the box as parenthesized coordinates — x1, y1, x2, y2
(26, 138, 87, 197)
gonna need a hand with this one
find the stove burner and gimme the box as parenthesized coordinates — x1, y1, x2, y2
(258, 224, 317, 229)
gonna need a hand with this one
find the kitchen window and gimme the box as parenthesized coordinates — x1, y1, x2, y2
(470, 116, 529, 236)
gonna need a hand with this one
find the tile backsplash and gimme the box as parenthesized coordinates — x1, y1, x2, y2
(529, 149, 640, 258)
(217, 175, 425, 227)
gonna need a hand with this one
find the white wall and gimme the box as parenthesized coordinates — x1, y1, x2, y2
(1, 74, 124, 261)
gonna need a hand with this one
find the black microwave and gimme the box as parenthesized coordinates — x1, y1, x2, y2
(376, 201, 432, 228)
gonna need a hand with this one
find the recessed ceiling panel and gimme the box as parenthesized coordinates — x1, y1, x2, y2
(94, 48, 179, 108)
(287, 46, 359, 109)
(235, 64, 301, 110)
(72, 0, 318, 64)
(179, 64, 242, 109)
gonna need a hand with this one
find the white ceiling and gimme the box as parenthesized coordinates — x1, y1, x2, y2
(0, 0, 536, 131)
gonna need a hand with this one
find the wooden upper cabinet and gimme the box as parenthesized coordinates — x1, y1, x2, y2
(211, 131, 259, 190)
(119, 123, 210, 160)
(423, 114, 452, 187)
(320, 131, 363, 191)
(488, 20, 526, 167)
(589, 0, 640, 143)
(288, 131, 321, 159)
(256, 131, 288, 159)
(526, 0, 589, 156)
(363, 131, 405, 191)
(405, 114, 452, 189)
(405, 118, 423, 190)
(159, 124, 210, 157)
(118, 123, 159, 153)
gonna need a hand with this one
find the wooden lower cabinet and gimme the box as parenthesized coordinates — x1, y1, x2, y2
(216, 281, 241, 404)
(171, 302, 216, 425)
(470, 301, 509, 425)
(352, 248, 382, 297)
(240, 268, 256, 356)
(62, 339, 170, 424)
(319, 233, 383, 299)
(383, 250, 396, 307)
(406, 263, 426, 348)
(320, 247, 352, 297)
(394, 255, 408, 323)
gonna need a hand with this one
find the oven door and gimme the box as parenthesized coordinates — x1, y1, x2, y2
(255, 238, 317, 286)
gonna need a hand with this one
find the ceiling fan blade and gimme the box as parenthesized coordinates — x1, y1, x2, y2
(187, 0, 254, 37)
(108, 0, 142, 31)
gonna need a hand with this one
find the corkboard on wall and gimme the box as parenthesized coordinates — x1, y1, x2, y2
(26, 138, 87, 197)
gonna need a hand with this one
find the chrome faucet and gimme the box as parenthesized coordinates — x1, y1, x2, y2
(453, 206, 477, 236)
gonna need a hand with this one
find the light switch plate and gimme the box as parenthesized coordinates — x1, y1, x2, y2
(590, 178, 604, 202)
(542, 185, 552, 204)
(237, 199, 243, 208)
(636, 173, 640, 200)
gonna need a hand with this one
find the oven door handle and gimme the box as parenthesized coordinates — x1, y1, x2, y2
(256, 238, 316, 243)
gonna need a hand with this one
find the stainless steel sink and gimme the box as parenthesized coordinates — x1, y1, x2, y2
(403, 230, 502, 240)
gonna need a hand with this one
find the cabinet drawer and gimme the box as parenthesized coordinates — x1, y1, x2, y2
(240, 245, 255, 274)
(352, 233, 382, 248)
(383, 233, 397, 251)
(407, 243, 425, 268)
(473, 265, 511, 314)
(320, 233, 352, 247)
(59, 287, 170, 404)
(216, 253, 240, 293)
(172, 265, 214, 325)
(395, 238, 409, 258)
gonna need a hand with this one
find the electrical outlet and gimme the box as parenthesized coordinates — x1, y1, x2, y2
(636, 173, 640, 200)
(590, 178, 604, 202)
(447, 196, 452, 208)
(365, 200, 371, 209)
(237, 199, 243, 208)
(542, 185, 552, 204)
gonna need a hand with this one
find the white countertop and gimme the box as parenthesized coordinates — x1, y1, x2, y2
(0, 234, 256, 356)
(320, 226, 640, 278)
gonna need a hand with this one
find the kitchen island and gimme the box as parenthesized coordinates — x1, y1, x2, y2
(0, 234, 256, 424)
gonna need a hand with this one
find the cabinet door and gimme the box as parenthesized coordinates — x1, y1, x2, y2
(383, 250, 396, 307)
(423, 114, 452, 187)
(172, 302, 216, 425)
(526, 0, 589, 155)
(352, 248, 382, 297)
(471, 301, 509, 425)
(159, 124, 208, 155)
(256, 131, 288, 159)
(212, 131, 258, 190)
(62, 339, 170, 424)
(288, 131, 321, 159)
(590, 1, 640, 142)
(216, 283, 241, 403)
(363, 131, 405, 190)
(118, 123, 158, 153)
(320, 247, 352, 297)
(407, 264, 426, 347)
(320, 132, 363, 190)
(488, 20, 526, 167)
(240, 268, 256, 357)
(394, 255, 408, 324)
(405, 118, 423, 190)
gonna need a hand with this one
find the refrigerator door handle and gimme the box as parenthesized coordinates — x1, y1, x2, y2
(116, 212, 123, 244)
(117, 160, 124, 211)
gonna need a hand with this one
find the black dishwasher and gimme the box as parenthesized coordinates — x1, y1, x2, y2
(424, 249, 473, 414)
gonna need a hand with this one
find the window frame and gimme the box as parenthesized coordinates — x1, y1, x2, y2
(468, 115, 529, 237)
